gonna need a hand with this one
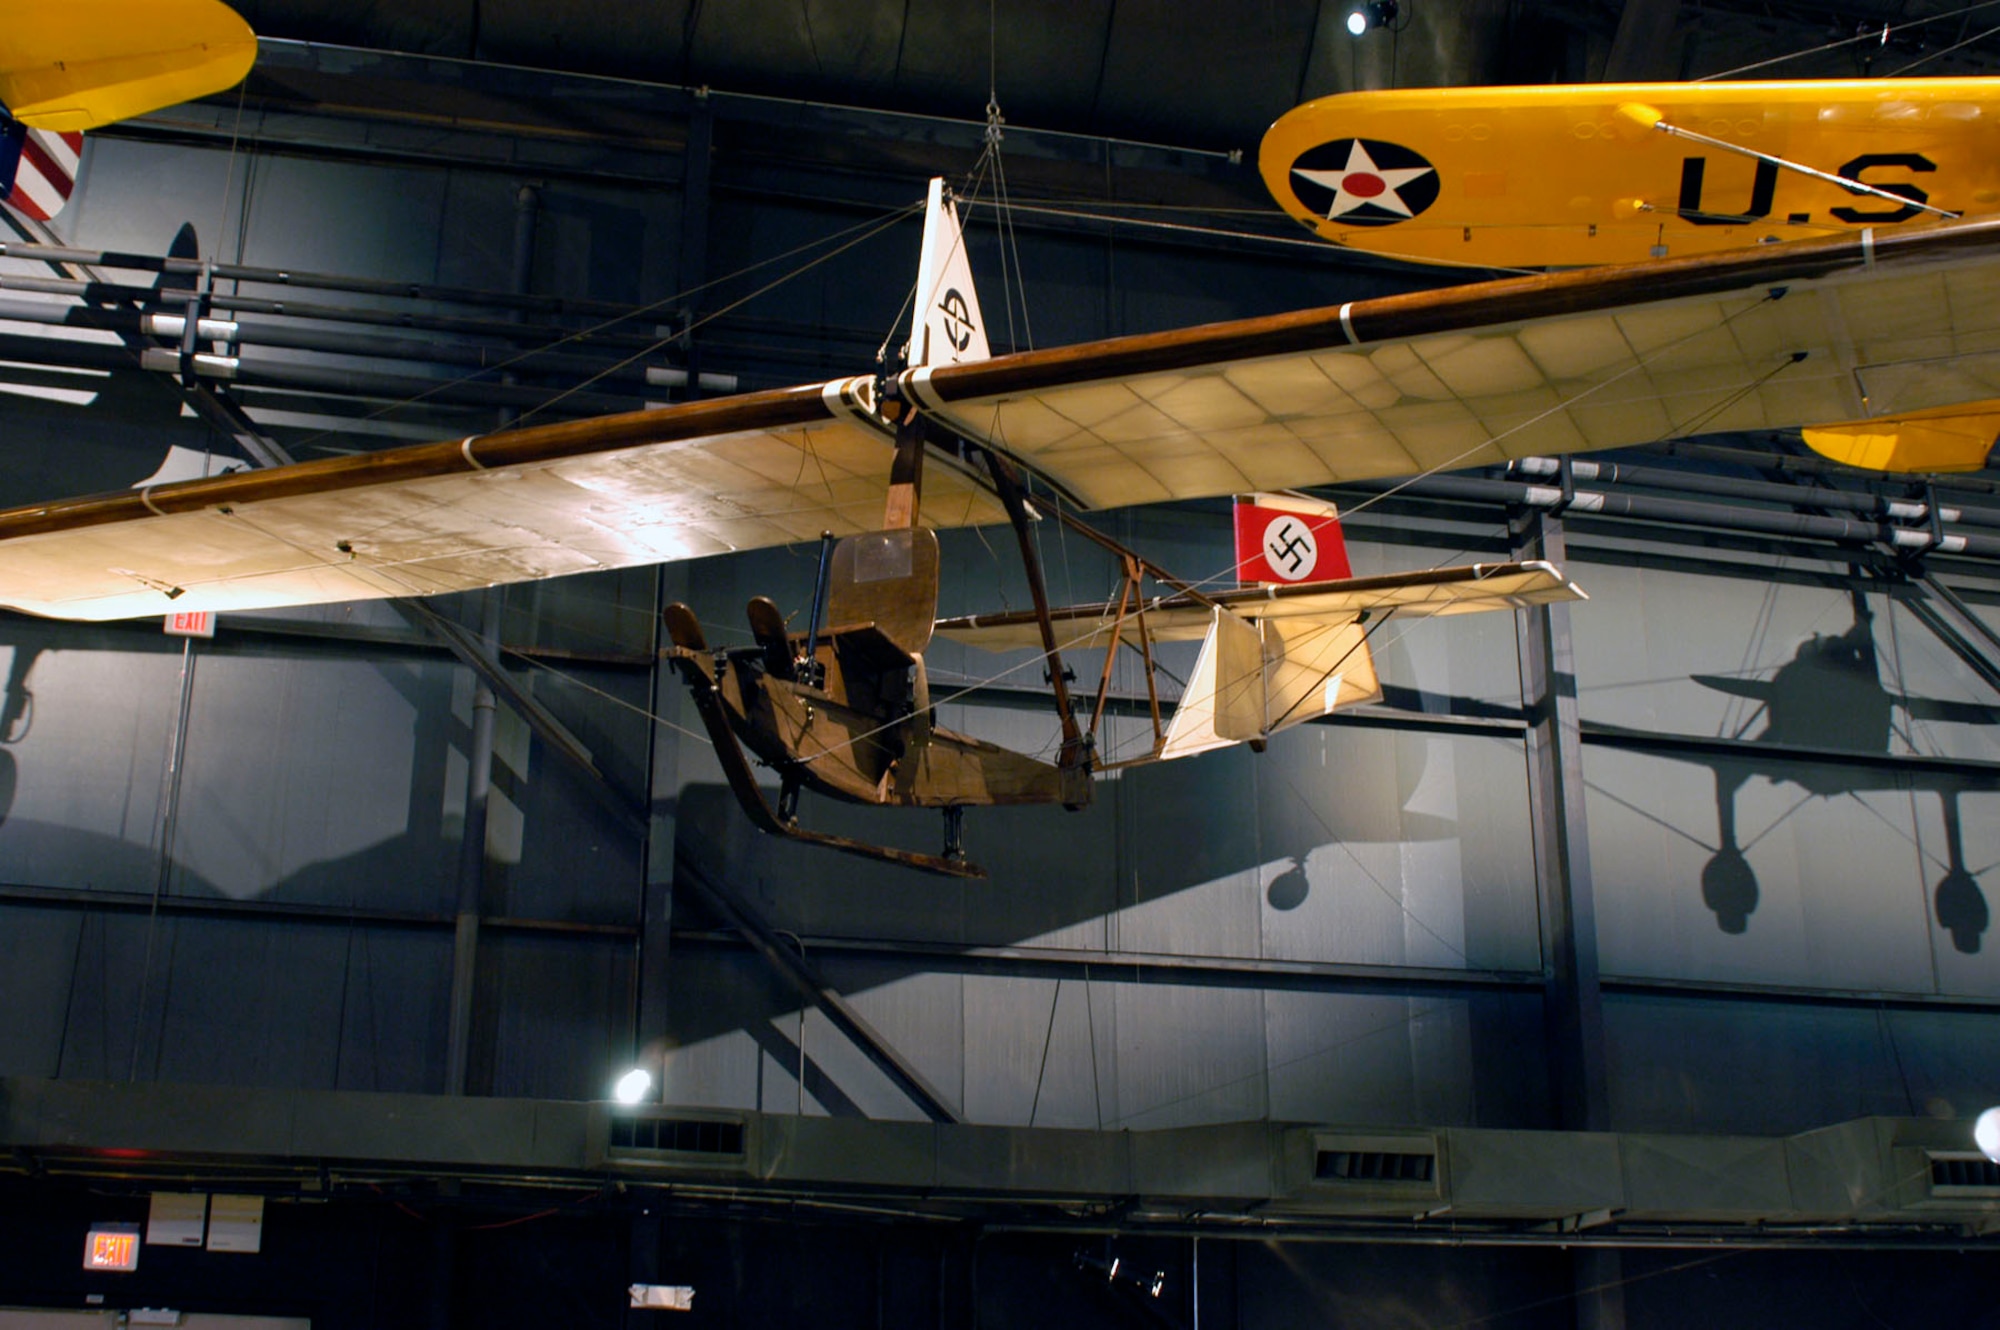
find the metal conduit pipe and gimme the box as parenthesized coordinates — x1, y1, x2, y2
(0, 291, 740, 394)
(1518, 453, 2000, 531)
(0, 240, 654, 319)
(0, 270, 701, 359)
(122, 345, 651, 414)
(1656, 437, 2000, 499)
(1508, 455, 1955, 522)
(1349, 472, 2000, 559)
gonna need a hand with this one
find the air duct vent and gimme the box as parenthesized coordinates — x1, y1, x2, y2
(1928, 1152, 2000, 1195)
(604, 1114, 746, 1162)
(1302, 1132, 1445, 1201)
(1316, 1148, 1436, 1183)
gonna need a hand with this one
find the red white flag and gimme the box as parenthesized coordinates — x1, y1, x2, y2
(5, 129, 83, 223)
(1233, 493, 1352, 585)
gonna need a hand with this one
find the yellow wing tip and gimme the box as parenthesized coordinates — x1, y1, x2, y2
(1802, 403, 2000, 474)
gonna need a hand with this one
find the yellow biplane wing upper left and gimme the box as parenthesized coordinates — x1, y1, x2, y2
(0, 0, 255, 132)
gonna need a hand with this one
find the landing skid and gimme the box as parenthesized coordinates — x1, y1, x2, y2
(664, 604, 985, 880)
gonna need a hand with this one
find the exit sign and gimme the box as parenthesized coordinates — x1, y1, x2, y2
(84, 1224, 141, 1272)
(164, 611, 215, 638)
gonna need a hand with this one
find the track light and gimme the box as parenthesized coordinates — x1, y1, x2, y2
(1347, 0, 1399, 36)
(1977, 1106, 2000, 1163)
(612, 1067, 653, 1104)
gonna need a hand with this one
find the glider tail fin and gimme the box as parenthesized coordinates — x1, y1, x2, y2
(1153, 493, 1377, 763)
(905, 178, 991, 369)
(1234, 492, 1353, 586)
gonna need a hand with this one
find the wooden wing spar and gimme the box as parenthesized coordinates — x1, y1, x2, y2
(6, 207, 2000, 623)
(0, 380, 1006, 621)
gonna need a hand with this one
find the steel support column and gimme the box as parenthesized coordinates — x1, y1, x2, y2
(1512, 504, 1610, 1134)
(443, 590, 501, 1095)
(1515, 501, 1617, 1330)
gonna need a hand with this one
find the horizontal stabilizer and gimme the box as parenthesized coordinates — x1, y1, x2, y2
(0, 0, 256, 133)
(937, 560, 1585, 652)
(1801, 400, 2000, 473)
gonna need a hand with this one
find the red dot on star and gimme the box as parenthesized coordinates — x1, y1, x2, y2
(1345, 173, 1386, 198)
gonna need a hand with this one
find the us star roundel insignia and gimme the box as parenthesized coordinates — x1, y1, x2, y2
(1288, 138, 1439, 227)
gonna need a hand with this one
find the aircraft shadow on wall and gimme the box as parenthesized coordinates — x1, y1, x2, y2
(1593, 588, 2000, 950)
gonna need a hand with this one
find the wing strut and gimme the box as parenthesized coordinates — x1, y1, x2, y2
(980, 446, 1092, 794)
(1618, 101, 1960, 221)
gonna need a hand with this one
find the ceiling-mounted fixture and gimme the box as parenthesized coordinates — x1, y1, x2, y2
(1346, 0, 1400, 36)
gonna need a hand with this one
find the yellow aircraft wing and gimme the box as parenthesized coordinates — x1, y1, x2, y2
(1801, 399, 2000, 473)
(1, 214, 1997, 623)
(1261, 80, 2000, 269)
(0, 0, 256, 132)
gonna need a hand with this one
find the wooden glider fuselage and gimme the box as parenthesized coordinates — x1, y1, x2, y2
(1262, 80, 2000, 268)
(663, 526, 1085, 821)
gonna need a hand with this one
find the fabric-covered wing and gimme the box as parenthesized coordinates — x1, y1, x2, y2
(3, 0, 258, 132)
(0, 379, 1006, 620)
(904, 217, 2000, 509)
(934, 560, 1583, 652)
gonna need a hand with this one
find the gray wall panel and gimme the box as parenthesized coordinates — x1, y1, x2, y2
(173, 651, 449, 907)
(961, 973, 1109, 1129)
(0, 906, 82, 1077)
(1252, 730, 1539, 972)
(327, 927, 453, 1093)
(1588, 744, 2000, 995)
(149, 917, 353, 1086)
(1604, 993, 2000, 1133)
(58, 137, 242, 255)
(477, 932, 635, 1100)
(1264, 990, 1469, 1125)
(1104, 979, 1267, 1128)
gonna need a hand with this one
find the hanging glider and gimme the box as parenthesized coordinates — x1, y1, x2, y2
(14, 181, 2000, 865)
(0, 0, 255, 221)
(5, 192, 2000, 621)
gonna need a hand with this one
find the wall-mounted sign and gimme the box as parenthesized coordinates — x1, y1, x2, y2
(84, 1223, 141, 1272)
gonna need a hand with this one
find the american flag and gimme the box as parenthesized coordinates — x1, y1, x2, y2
(5, 127, 84, 223)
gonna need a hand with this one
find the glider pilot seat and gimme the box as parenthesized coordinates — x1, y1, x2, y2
(664, 526, 1079, 861)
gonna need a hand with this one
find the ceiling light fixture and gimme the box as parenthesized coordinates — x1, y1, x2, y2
(1347, 0, 1400, 37)
(1976, 1106, 2000, 1163)
(612, 1067, 653, 1105)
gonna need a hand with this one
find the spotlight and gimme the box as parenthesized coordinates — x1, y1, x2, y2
(612, 1067, 653, 1105)
(1347, 0, 1400, 36)
(1976, 1106, 2000, 1163)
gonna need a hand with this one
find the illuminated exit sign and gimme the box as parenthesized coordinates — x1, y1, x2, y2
(164, 611, 215, 638)
(84, 1223, 141, 1272)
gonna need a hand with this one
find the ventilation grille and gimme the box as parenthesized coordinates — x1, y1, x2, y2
(1929, 1153, 2000, 1193)
(1315, 1149, 1436, 1184)
(608, 1116, 746, 1159)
